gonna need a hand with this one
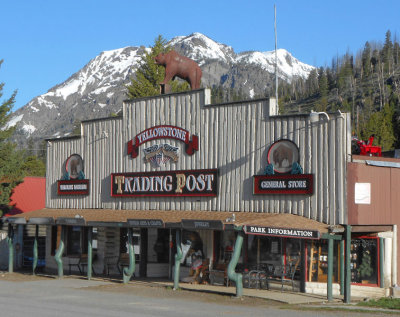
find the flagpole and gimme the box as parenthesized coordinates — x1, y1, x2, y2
(274, 4, 279, 109)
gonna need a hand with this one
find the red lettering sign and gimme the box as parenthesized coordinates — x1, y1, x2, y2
(127, 125, 198, 158)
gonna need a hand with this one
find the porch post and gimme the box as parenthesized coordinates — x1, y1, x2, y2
(344, 225, 351, 303)
(340, 239, 345, 295)
(327, 236, 334, 301)
(227, 226, 244, 298)
(55, 225, 65, 278)
(173, 229, 182, 290)
(300, 239, 306, 293)
(8, 224, 14, 273)
(379, 237, 384, 288)
(87, 227, 93, 280)
(123, 227, 136, 284)
(33, 225, 39, 275)
(139, 228, 148, 278)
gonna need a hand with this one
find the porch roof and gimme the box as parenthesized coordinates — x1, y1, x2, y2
(3, 208, 332, 238)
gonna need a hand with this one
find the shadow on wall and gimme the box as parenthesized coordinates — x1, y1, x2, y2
(0, 231, 9, 270)
(218, 143, 271, 177)
(4, 207, 23, 216)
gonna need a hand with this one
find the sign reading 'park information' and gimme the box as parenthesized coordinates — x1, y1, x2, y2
(244, 225, 320, 239)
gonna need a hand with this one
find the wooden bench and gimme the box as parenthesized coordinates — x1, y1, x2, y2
(68, 254, 97, 275)
(117, 253, 137, 276)
(209, 263, 229, 286)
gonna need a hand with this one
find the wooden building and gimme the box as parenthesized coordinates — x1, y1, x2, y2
(4, 89, 395, 299)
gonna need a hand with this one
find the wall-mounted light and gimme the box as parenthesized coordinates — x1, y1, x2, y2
(310, 110, 329, 123)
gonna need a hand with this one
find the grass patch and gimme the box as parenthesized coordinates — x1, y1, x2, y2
(357, 298, 400, 310)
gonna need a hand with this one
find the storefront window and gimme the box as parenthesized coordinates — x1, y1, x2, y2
(150, 229, 170, 263)
(180, 230, 203, 266)
(307, 240, 339, 283)
(247, 236, 282, 269)
(120, 228, 140, 260)
(67, 226, 82, 255)
(213, 230, 240, 269)
(286, 239, 301, 267)
(350, 237, 378, 285)
(51, 226, 96, 256)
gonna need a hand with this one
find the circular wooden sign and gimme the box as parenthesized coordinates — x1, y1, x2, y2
(66, 154, 83, 179)
(267, 140, 299, 174)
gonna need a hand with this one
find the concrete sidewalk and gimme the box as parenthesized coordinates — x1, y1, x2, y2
(0, 272, 342, 305)
(144, 279, 339, 305)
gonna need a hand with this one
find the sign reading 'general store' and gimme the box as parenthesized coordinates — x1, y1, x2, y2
(244, 225, 320, 239)
(111, 169, 218, 197)
(253, 174, 313, 195)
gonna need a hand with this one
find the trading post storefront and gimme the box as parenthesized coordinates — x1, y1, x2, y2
(4, 88, 373, 300)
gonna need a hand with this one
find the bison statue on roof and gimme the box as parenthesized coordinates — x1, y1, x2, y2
(154, 50, 202, 91)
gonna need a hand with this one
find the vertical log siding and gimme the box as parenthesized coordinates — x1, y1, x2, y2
(46, 90, 351, 225)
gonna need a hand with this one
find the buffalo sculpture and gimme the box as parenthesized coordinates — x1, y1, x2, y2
(154, 50, 202, 91)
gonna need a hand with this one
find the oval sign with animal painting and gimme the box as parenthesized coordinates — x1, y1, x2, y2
(267, 140, 300, 174)
(65, 154, 84, 179)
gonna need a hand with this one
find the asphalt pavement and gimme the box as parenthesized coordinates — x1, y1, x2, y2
(0, 274, 396, 317)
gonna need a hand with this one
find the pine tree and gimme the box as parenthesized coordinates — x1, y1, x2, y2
(126, 35, 189, 99)
(382, 30, 393, 75)
(361, 41, 372, 78)
(21, 155, 46, 177)
(361, 103, 395, 151)
(0, 60, 25, 215)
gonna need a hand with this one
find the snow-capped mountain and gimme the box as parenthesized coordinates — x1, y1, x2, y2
(8, 32, 314, 145)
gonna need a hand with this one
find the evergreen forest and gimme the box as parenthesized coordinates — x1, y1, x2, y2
(278, 30, 400, 152)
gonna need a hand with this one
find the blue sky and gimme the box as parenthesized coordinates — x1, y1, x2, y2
(1, 0, 399, 111)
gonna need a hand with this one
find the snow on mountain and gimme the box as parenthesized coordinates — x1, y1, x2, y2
(237, 49, 314, 80)
(169, 32, 235, 65)
(5, 114, 24, 129)
(9, 32, 315, 146)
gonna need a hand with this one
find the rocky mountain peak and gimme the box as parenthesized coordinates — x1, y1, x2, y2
(7, 33, 315, 146)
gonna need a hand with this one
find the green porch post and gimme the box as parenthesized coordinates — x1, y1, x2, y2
(300, 239, 306, 293)
(340, 240, 345, 295)
(344, 225, 351, 303)
(227, 226, 244, 298)
(379, 237, 384, 288)
(55, 225, 65, 278)
(87, 227, 93, 280)
(173, 230, 183, 290)
(8, 224, 14, 273)
(123, 227, 135, 284)
(33, 225, 39, 275)
(327, 237, 334, 302)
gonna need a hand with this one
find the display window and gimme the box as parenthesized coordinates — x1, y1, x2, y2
(148, 228, 170, 263)
(51, 226, 97, 256)
(350, 236, 379, 285)
(119, 228, 140, 261)
(245, 236, 301, 280)
(247, 235, 282, 269)
(306, 240, 339, 283)
(67, 226, 83, 255)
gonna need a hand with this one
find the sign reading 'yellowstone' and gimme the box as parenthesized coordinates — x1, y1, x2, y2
(111, 169, 218, 197)
(127, 125, 199, 158)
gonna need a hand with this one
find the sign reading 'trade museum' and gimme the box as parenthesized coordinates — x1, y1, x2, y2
(111, 169, 218, 197)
